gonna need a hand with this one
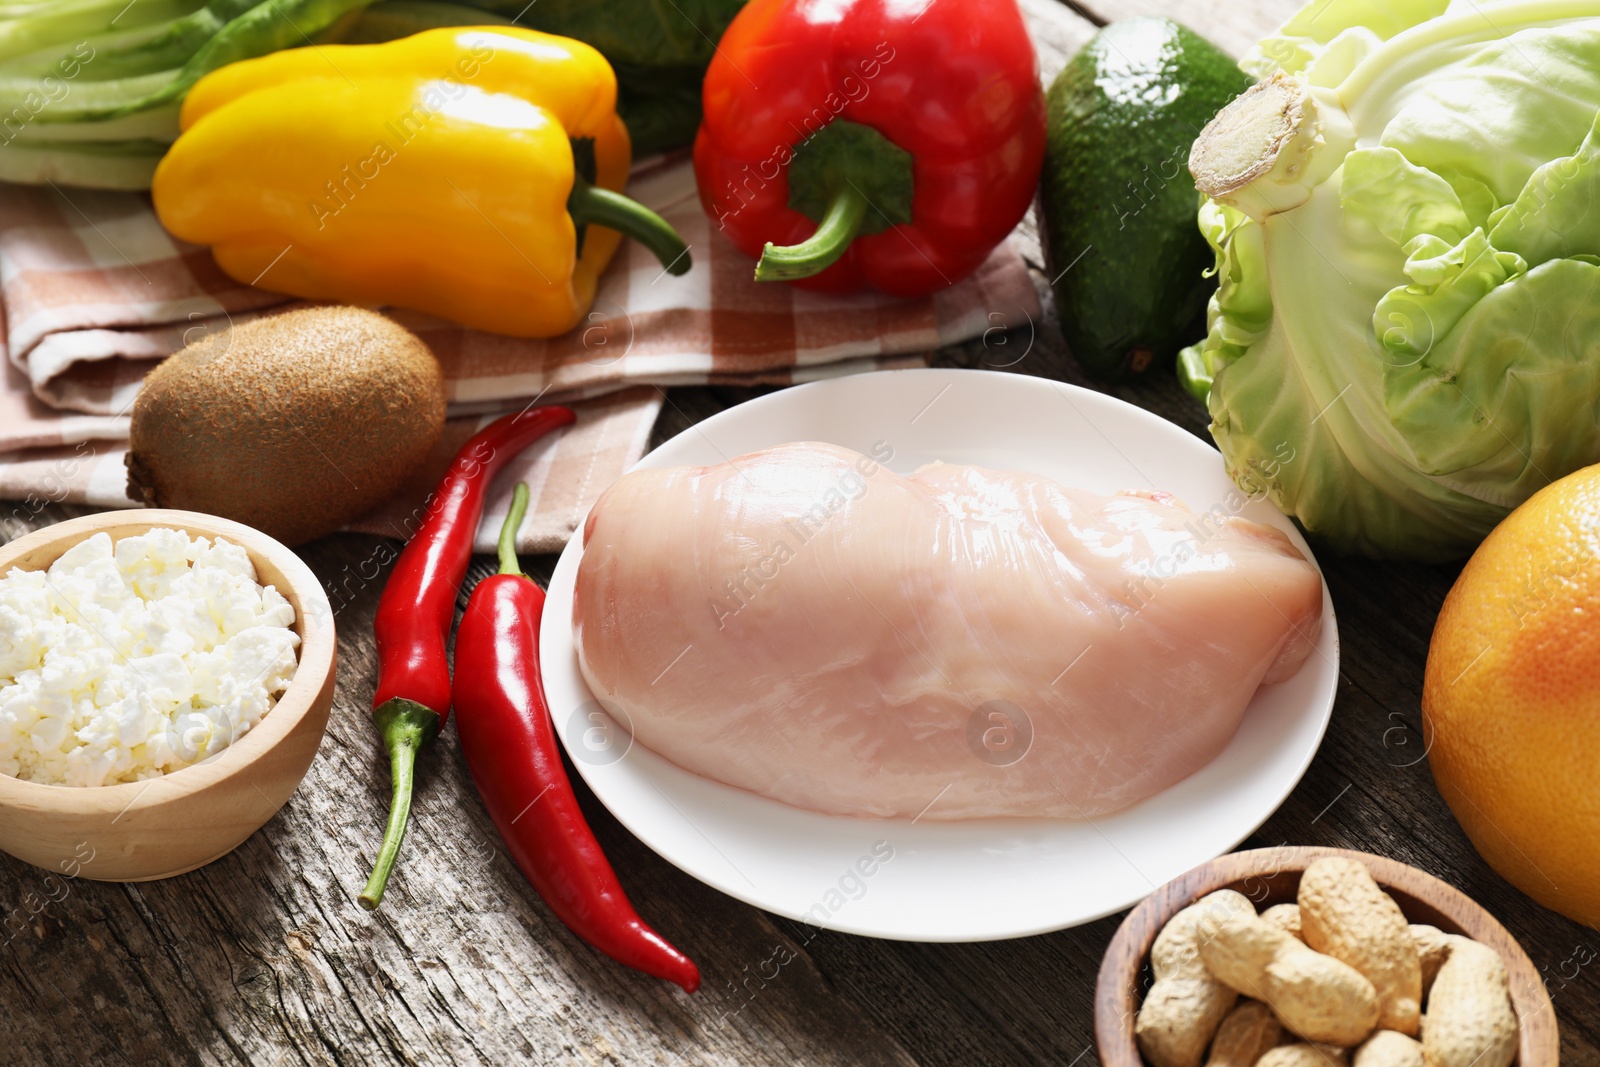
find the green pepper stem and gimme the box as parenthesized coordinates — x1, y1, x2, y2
(359, 698, 441, 911)
(498, 483, 530, 577)
(754, 184, 870, 282)
(568, 176, 692, 275)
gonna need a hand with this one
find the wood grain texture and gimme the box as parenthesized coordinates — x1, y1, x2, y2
(3, 1, 1600, 1065)
(1019, 0, 1097, 81)
(1094, 847, 1559, 1067)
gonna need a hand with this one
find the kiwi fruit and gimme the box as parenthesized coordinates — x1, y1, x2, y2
(127, 305, 447, 546)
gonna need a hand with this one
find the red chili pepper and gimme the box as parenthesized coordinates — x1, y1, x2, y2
(360, 405, 576, 911)
(693, 0, 1045, 295)
(453, 484, 701, 991)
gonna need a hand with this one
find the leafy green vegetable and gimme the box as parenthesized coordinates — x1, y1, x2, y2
(343, 2, 729, 154)
(0, 0, 375, 186)
(0, 0, 206, 63)
(0, 137, 166, 188)
(0, 0, 738, 189)
(457, 0, 747, 153)
(338, 0, 510, 44)
(460, 0, 744, 69)
(1181, 0, 1600, 560)
(3, 105, 179, 143)
(0, 69, 176, 121)
(615, 67, 704, 156)
(0, 20, 181, 79)
(89, 0, 380, 118)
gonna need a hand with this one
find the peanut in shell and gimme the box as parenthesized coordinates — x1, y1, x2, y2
(1298, 859, 1422, 1035)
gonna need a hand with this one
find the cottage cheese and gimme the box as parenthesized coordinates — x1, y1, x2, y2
(0, 528, 300, 787)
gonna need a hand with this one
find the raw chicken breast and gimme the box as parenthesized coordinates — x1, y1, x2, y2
(573, 442, 1323, 820)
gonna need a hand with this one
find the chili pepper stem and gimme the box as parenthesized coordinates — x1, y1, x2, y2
(754, 184, 871, 282)
(568, 176, 692, 276)
(359, 698, 441, 910)
(498, 483, 531, 577)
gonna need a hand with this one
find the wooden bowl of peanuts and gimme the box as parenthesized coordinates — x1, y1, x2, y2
(1095, 846, 1556, 1067)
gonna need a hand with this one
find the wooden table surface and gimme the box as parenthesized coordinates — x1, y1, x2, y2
(5, 2, 1600, 1064)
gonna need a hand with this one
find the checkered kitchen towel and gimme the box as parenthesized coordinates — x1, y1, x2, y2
(0, 156, 1039, 553)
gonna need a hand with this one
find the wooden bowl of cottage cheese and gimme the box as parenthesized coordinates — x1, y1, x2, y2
(0, 510, 335, 881)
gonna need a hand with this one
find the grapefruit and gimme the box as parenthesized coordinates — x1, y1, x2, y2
(1423, 463, 1600, 928)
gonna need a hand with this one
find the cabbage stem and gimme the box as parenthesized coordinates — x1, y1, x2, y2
(1188, 72, 1353, 222)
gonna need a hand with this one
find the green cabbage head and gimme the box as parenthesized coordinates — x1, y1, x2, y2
(1179, 0, 1600, 561)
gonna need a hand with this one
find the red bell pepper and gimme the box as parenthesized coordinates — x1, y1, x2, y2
(693, 0, 1046, 296)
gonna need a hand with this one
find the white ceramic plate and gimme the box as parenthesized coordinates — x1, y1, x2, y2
(542, 368, 1340, 942)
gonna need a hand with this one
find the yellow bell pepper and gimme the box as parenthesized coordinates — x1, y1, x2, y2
(152, 27, 691, 338)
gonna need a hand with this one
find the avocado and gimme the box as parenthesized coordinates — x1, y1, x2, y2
(1039, 18, 1250, 380)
